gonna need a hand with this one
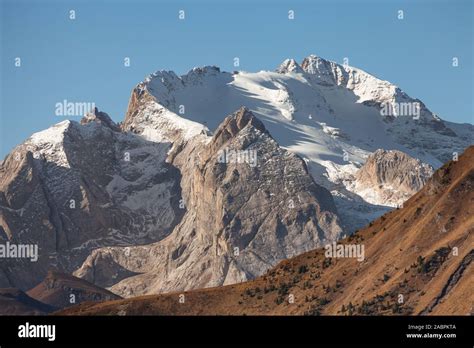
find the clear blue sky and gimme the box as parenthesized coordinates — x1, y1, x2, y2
(1, 0, 473, 158)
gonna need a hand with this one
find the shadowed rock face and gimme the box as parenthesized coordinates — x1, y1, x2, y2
(0, 110, 185, 290)
(0, 270, 121, 315)
(74, 107, 343, 297)
(0, 288, 55, 315)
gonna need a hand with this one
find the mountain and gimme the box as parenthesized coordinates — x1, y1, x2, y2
(121, 54, 473, 230)
(1, 53, 472, 300)
(58, 146, 474, 315)
(73, 107, 342, 297)
(0, 108, 185, 290)
(0, 106, 343, 297)
(26, 270, 121, 309)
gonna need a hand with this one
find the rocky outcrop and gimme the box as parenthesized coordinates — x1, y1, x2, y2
(350, 149, 434, 206)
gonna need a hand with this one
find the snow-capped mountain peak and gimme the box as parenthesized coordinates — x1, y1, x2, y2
(276, 58, 303, 74)
(121, 54, 472, 231)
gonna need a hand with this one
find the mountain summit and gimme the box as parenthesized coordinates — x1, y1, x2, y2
(123, 54, 471, 230)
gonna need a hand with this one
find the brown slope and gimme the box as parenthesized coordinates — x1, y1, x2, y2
(27, 270, 121, 309)
(0, 288, 55, 315)
(57, 146, 474, 316)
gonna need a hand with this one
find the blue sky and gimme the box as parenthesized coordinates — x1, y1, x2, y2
(1, 0, 473, 158)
